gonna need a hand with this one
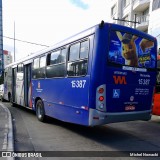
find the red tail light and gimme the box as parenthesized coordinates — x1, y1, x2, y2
(96, 84, 106, 112)
(98, 88, 104, 94)
(99, 96, 104, 101)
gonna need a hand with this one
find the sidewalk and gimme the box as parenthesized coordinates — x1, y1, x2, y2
(0, 102, 14, 160)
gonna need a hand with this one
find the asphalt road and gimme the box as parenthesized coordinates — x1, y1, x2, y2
(4, 102, 160, 160)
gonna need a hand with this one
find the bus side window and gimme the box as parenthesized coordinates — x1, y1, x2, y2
(46, 48, 67, 78)
(80, 40, 89, 59)
(17, 63, 23, 72)
(39, 55, 46, 78)
(17, 63, 24, 81)
(32, 58, 40, 79)
(69, 43, 80, 61)
(67, 40, 89, 77)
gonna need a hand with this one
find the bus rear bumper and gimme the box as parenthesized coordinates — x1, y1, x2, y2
(89, 108, 152, 126)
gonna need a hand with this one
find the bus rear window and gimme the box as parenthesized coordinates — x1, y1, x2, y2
(108, 30, 155, 69)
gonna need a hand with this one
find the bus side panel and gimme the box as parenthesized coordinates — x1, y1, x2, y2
(43, 101, 89, 126)
(32, 76, 90, 125)
(16, 72, 25, 106)
(88, 25, 109, 110)
(32, 34, 95, 126)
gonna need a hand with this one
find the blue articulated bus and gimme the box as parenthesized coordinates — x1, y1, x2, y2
(4, 21, 157, 126)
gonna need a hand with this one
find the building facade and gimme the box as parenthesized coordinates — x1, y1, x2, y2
(3, 50, 12, 68)
(0, 0, 3, 77)
(110, 0, 160, 48)
(148, 0, 160, 49)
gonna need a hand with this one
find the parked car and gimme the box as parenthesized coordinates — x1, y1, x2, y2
(0, 84, 4, 101)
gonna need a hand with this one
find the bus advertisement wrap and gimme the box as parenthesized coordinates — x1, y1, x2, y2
(108, 30, 155, 68)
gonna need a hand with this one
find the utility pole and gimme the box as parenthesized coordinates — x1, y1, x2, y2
(113, 14, 140, 28)
(134, 14, 137, 28)
(14, 21, 15, 62)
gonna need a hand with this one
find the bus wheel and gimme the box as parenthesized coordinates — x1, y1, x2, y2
(36, 100, 45, 122)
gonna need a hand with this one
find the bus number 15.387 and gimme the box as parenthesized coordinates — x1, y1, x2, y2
(138, 79, 150, 85)
(71, 80, 86, 88)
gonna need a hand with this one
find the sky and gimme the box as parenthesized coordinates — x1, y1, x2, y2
(3, 0, 111, 61)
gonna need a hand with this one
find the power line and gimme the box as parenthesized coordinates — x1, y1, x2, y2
(113, 14, 140, 28)
(156, 34, 160, 37)
(3, 35, 50, 47)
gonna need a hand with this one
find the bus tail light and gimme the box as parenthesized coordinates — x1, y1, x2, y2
(98, 88, 104, 94)
(99, 96, 104, 101)
(99, 103, 104, 109)
(96, 84, 106, 112)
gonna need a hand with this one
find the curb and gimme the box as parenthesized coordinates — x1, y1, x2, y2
(0, 102, 14, 160)
(151, 115, 160, 122)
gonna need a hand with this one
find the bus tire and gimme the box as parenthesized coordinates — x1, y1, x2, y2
(36, 100, 46, 122)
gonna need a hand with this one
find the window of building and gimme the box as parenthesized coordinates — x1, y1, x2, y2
(123, 0, 130, 8)
(111, 5, 116, 16)
(67, 40, 89, 77)
(152, 0, 160, 11)
(143, 8, 149, 15)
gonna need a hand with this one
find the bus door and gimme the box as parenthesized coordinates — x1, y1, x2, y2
(24, 64, 32, 108)
(12, 67, 17, 103)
